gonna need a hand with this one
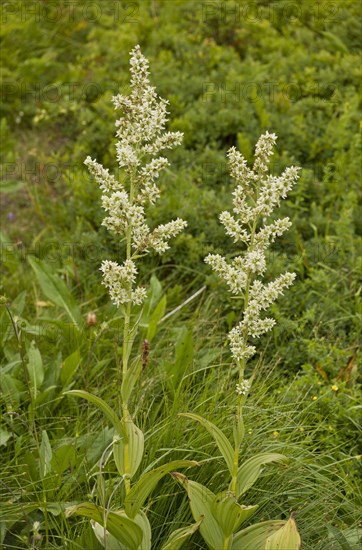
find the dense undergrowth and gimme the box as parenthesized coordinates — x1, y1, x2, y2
(1, 1, 361, 548)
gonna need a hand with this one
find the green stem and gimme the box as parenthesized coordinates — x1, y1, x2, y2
(120, 166, 137, 495)
(231, 190, 260, 495)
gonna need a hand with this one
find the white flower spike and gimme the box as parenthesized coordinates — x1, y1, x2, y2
(84, 45, 187, 306)
(205, 132, 300, 368)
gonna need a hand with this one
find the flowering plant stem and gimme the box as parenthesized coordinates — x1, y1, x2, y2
(121, 167, 135, 496)
(231, 181, 259, 494)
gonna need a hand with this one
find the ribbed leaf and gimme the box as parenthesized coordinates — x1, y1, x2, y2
(113, 420, 144, 478)
(211, 491, 258, 536)
(64, 390, 125, 437)
(28, 256, 82, 329)
(132, 510, 152, 550)
(92, 510, 151, 550)
(172, 474, 224, 550)
(125, 460, 198, 519)
(147, 294, 166, 342)
(65, 503, 142, 550)
(160, 518, 203, 550)
(39, 430, 52, 479)
(265, 516, 301, 549)
(121, 358, 142, 404)
(233, 453, 288, 498)
(91, 522, 126, 550)
(27, 341, 44, 397)
(180, 413, 234, 474)
(231, 520, 286, 550)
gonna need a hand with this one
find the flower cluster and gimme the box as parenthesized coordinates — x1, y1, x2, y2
(236, 379, 250, 396)
(100, 260, 147, 307)
(84, 45, 187, 306)
(205, 132, 300, 363)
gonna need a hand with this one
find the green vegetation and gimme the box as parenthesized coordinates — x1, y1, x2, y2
(1, 1, 361, 549)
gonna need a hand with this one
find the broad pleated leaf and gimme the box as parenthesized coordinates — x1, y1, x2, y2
(233, 453, 288, 498)
(64, 390, 124, 437)
(231, 520, 286, 550)
(132, 510, 152, 550)
(160, 517, 203, 550)
(113, 420, 144, 478)
(180, 413, 234, 474)
(264, 516, 301, 549)
(211, 491, 258, 536)
(65, 503, 142, 550)
(92, 510, 151, 550)
(172, 474, 224, 550)
(125, 460, 198, 519)
(91, 522, 126, 550)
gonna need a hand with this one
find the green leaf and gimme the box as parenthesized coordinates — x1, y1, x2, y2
(113, 420, 144, 478)
(51, 444, 77, 475)
(125, 460, 198, 519)
(233, 415, 245, 449)
(0, 180, 25, 193)
(64, 390, 125, 437)
(233, 453, 288, 498)
(265, 516, 301, 550)
(141, 275, 163, 322)
(0, 429, 11, 447)
(180, 413, 234, 474)
(92, 509, 151, 550)
(61, 349, 80, 386)
(0, 373, 24, 408)
(121, 358, 142, 403)
(172, 474, 224, 550)
(28, 256, 83, 329)
(165, 326, 193, 390)
(231, 520, 287, 550)
(91, 521, 126, 550)
(39, 430, 52, 479)
(132, 510, 151, 550)
(65, 503, 143, 550)
(211, 491, 258, 536)
(146, 294, 166, 342)
(160, 518, 203, 550)
(27, 341, 44, 397)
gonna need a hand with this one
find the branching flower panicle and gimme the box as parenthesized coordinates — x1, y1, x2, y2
(205, 132, 300, 372)
(84, 45, 187, 306)
(177, 133, 302, 547)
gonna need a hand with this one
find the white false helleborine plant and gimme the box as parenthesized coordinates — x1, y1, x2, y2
(84, 44, 186, 307)
(174, 134, 301, 550)
(65, 46, 199, 550)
